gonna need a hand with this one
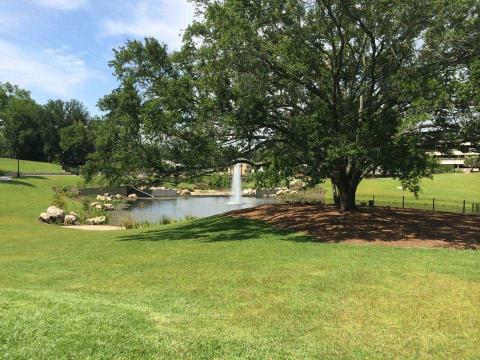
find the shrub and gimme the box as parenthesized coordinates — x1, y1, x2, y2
(253, 166, 282, 189)
(81, 197, 91, 211)
(432, 164, 455, 174)
(56, 185, 79, 198)
(208, 174, 230, 189)
(121, 216, 139, 229)
(121, 214, 199, 230)
(183, 215, 199, 221)
(160, 215, 176, 225)
(51, 192, 66, 210)
(77, 206, 109, 225)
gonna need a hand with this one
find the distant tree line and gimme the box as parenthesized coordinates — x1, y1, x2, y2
(0, 82, 95, 165)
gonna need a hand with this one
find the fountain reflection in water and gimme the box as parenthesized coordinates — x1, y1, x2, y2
(228, 163, 243, 204)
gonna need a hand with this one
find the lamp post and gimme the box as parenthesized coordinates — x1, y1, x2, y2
(0, 118, 19, 177)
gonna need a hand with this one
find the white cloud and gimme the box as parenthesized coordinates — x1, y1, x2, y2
(30, 0, 88, 11)
(101, 0, 195, 50)
(0, 40, 96, 98)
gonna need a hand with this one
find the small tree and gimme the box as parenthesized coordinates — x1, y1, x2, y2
(464, 155, 480, 169)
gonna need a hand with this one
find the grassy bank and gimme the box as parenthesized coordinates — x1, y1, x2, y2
(358, 173, 480, 200)
(0, 158, 62, 174)
(0, 176, 479, 359)
(311, 173, 480, 214)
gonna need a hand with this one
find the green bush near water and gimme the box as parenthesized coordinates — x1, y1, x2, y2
(208, 174, 231, 189)
(121, 214, 199, 229)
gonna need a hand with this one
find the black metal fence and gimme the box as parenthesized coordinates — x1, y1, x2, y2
(324, 194, 480, 215)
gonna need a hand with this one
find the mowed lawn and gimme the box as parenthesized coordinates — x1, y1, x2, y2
(320, 172, 480, 201)
(0, 176, 479, 359)
(0, 157, 62, 174)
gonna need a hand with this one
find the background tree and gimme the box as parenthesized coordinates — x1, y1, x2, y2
(0, 83, 33, 158)
(43, 99, 90, 162)
(60, 119, 96, 165)
(1, 97, 46, 161)
(0, 81, 92, 163)
(464, 155, 480, 170)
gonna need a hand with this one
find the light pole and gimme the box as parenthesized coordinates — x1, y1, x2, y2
(0, 118, 19, 177)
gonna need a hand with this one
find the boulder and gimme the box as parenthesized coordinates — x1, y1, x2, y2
(86, 216, 106, 225)
(39, 212, 51, 223)
(47, 206, 65, 220)
(289, 190, 299, 195)
(115, 194, 123, 200)
(69, 211, 78, 217)
(276, 189, 286, 196)
(103, 193, 110, 197)
(96, 195, 106, 201)
(95, 204, 103, 210)
(64, 214, 77, 225)
(243, 188, 256, 196)
(180, 189, 191, 196)
(105, 196, 112, 201)
(289, 179, 306, 190)
(128, 193, 137, 199)
(90, 202, 99, 207)
(104, 203, 114, 211)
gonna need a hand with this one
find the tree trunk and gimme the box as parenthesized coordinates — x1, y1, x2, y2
(332, 182, 339, 207)
(331, 176, 359, 211)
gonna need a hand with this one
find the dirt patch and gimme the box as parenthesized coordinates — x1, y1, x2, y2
(229, 204, 480, 249)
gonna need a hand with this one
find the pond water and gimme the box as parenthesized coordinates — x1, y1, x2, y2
(114, 196, 280, 223)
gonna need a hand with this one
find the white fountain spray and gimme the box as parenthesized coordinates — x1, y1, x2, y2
(228, 163, 243, 205)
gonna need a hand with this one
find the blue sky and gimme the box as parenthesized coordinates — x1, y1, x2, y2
(0, 0, 195, 115)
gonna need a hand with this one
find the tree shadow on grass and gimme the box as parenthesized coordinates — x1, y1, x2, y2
(116, 216, 312, 243)
(231, 204, 480, 249)
(116, 205, 480, 249)
(0, 178, 36, 187)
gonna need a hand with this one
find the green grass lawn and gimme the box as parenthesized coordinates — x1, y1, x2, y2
(0, 157, 63, 174)
(318, 173, 480, 201)
(314, 173, 480, 214)
(1, 176, 479, 359)
(358, 173, 480, 200)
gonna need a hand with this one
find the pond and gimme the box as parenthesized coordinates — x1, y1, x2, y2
(113, 196, 280, 223)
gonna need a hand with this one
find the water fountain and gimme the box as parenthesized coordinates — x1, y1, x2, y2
(228, 163, 243, 204)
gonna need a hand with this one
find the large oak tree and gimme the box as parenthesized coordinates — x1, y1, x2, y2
(186, 0, 480, 210)
(85, 0, 479, 210)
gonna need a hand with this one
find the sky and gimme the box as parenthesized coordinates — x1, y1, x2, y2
(0, 0, 195, 115)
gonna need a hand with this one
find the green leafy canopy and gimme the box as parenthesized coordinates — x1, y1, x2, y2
(85, 0, 480, 210)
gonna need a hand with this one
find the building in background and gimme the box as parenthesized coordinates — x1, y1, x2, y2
(226, 163, 254, 176)
(427, 146, 480, 171)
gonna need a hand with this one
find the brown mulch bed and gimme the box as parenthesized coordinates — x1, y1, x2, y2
(229, 204, 480, 249)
